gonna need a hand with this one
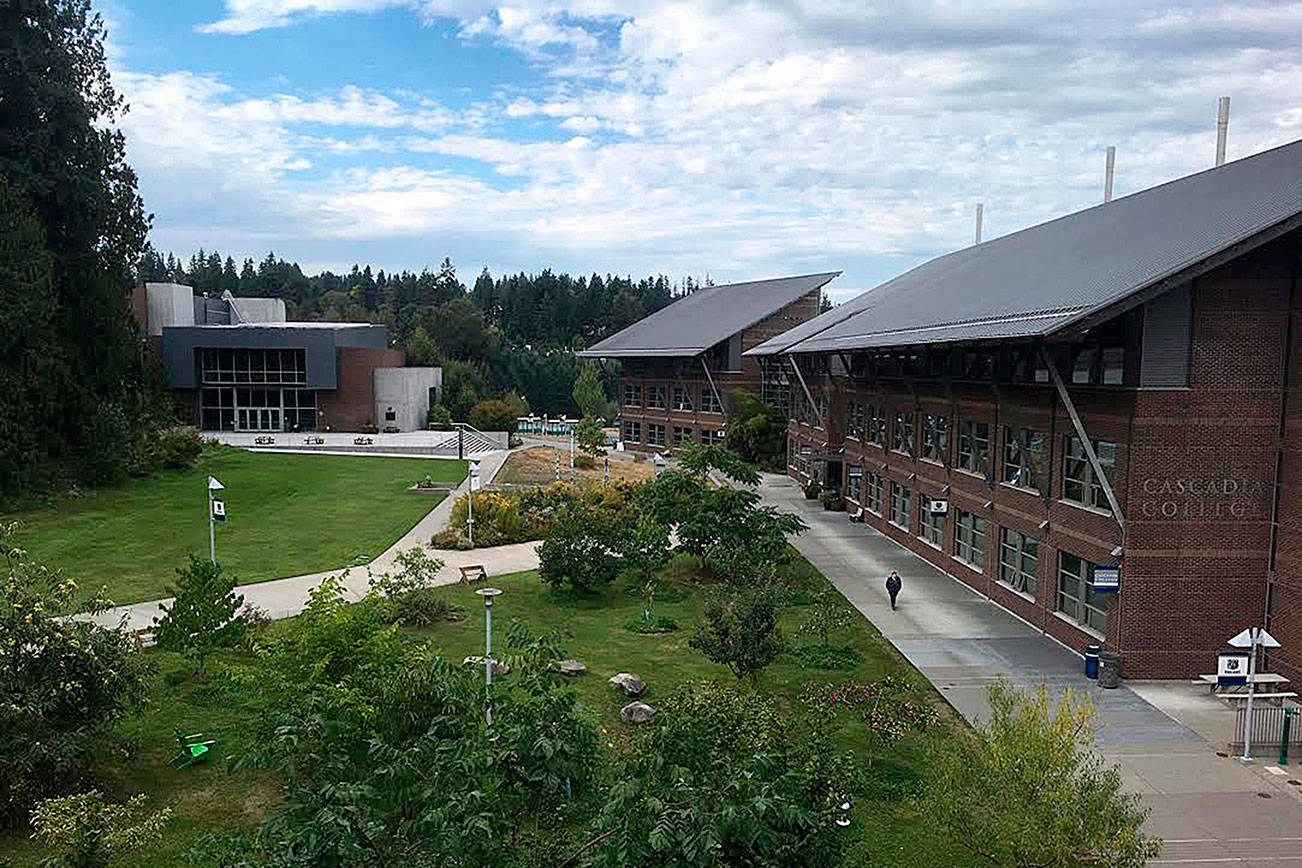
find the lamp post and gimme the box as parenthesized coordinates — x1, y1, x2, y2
(206, 476, 225, 564)
(476, 587, 502, 726)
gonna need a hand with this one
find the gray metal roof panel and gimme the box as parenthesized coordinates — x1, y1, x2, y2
(751, 138, 1302, 356)
(577, 271, 840, 359)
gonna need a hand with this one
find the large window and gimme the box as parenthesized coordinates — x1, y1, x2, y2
(865, 472, 883, 515)
(1002, 425, 1047, 491)
(889, 482, 911, 530)
(199, 347, 307, 385)
(919, 500, 944, 546)
(623, 382, 641, 407)
(1064, 436, 1117, 510)
(814, 393, 828, 427)
(867, 405, 887, 445)
(846, 400, 866, 440)
(1057, 552, 1109, 633)
(1071, 344, 1126, 385)
(957, 418, 990, 475)
(999, 528, 1038, 598)
(954, 510, 986, 570)
(647, 422, 666, 447)
(200, 386, 315, 432)
(672, 385, 694, 412)
(672, 425, 694, 446)
(790, 440, 812, 475)
(646, 385, 667, 410)
(622, 420, 641, 443)
(701, 428, 725, 445)
(847, 463, 863, 502)
(700, 387, 723, 414)
(892, 410, 915, 455)
(922, 413, 948, 463)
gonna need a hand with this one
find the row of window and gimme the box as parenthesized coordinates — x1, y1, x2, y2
(814, 342, 1126, 386)
(199, 347, 308, 385)
(844, 404, 1117, 510)
(199, 386, 317, 432)
(621, 420, 724, 447)
(848, 476, 1108, 633)
(622, 382, 723, 414)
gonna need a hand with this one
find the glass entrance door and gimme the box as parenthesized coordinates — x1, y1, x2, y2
(236, 407, 282, 431)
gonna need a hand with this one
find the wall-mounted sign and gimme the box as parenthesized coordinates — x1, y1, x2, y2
(1217, 652, 1249, 685)
(1092, 565, 1119, 593)
(928, 499, 949, 514)
(212, 499, 226, 522)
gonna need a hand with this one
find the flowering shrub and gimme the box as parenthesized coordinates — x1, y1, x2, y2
(432, 481, 636, 549)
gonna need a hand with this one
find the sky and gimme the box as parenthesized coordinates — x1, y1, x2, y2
(102, 0, 1302, 301)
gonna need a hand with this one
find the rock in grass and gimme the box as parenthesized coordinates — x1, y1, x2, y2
(609, 672, 647, 697)
(620, 701, 656, 724)
(556, 659, 587, 676)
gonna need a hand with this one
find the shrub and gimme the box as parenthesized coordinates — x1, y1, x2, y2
(784, 644, 863, 670)
(134, 425, 204, 473)
(804, 478, 822, 499)
(427, 404, 452, 428)
(689, 586, 784, 678)
(0, 524, 150, 822)
(386, 588, 465, 627)
(807, 675, 941, 768)
(624, 613, 678, 634)
(800, 586, 853, 645)
(538, 503, 622, 593)
(573, 452, 596, 469)
(677, 443, 760, 485)
(152, 556, 248, 676)
(468, 398, 518, 433)
(30, 790, 171, 868)
(724, 389, 787, 471)
(441, 481, 637, 548)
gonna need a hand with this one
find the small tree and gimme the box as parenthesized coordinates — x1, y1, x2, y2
(538, 504, 622, 593)
(724, 389, 786, 471)
(621, 515, 670, 618)
(572, 360, 605, 417)
(919, 680, 1161, 867)
(812, 675, 940, 769)
(152, 556, 247, 676)
(689, 587, 783, 678)
(574, 414, 605, 457)
(31, 790, 171, 868)
(800, 586, 852, 646)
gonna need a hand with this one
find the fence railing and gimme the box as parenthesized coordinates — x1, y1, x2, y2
(1230, 702, 1302, 755)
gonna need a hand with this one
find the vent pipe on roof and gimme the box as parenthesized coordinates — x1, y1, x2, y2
(1215, 96, 1230, 166)
(974, 202, 984, 245)
(1103, 146, 1115, 203)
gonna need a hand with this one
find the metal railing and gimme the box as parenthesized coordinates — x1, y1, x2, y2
(1231, 702, 1302, 756)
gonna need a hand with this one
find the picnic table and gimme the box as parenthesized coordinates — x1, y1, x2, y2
(1197, 672, 1290, 695)
(459, 564, 487, 585)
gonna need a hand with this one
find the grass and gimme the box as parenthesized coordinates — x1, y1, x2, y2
(496, 445, 652, 486)
(0, 553, 972, 867)
(2, 447, 466, 605)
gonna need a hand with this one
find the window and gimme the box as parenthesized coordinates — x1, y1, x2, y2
(999, 528, 1038, 598)
(790, 441, 812, 475)
(646, 385, 667, 410)
(622, 420, 641, 443)
(701, 428, 725, 445)
(672, 425, 694, 446)
(846, 463, 863, 502)
(647, 423, 666, 447)
(1002, 425, 1047, 491)
(814, 392, 828, 427)
(672, 385, 694, 412)
(867, 405, 887, 445)
(919, 500, 944, 546)
(1064, 436, 1117, 510)
(846, 400, 866, 440)
(200, 347, 306, 385)
(892, 409, 915, 455)
(701, 387, 723, 414)
(889, 483, 911, 530)
(922, 413, 948, 463)
(957, 418, 990, 475)
(1057, 552, 1109, 633)
(954, 510, 987, 570)
(623, 382, 641, 407)
(1071, 344, 1126, 385)
(865, 472, 883, 515)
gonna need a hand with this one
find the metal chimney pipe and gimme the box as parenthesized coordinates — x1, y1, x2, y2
(1215, 96, 1230, 166)
(974, 202, 984, 245)
(1103, 146, 1116, 203)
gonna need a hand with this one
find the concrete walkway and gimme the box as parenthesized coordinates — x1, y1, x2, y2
(759, 472, 1302, 867)
(91, 448, 541, 632)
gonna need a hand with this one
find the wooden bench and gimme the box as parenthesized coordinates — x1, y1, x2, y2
(459, 564, 488, 585)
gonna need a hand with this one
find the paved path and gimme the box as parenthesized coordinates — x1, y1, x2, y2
(759, 472, 1302, 867)
(90, 448, 541, 632)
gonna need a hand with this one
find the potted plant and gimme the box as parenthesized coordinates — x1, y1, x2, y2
(820, 487, 844, 511)
(804, 479, 822, 500)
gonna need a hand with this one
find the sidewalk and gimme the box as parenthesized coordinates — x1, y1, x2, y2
(759, 472, 1302, 867)
(89, 448, 541, 632)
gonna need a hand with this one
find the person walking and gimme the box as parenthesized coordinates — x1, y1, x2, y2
(885, 570, 902, 610)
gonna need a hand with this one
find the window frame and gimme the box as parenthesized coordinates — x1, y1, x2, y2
(892, 409, 915, 456)
(646, 385, 667, 410)
(647, 422, 666, 447)
(1002, 424, 1047, 492)
(623, 382, 641, 407)
(998, 527, 1038, 598)
(1063, 436, 1117, 510)
(957, 418, 991, 476)
(921, 413, 949, 463)
(918, 500, 944, 546)
(889, 482, 911, 530)
(954, 509, 987, 571)
(865, 472, 883, 515)
(1056, 552, 1109, 634)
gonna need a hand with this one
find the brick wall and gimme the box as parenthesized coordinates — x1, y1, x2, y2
(318, 346, 405, 432)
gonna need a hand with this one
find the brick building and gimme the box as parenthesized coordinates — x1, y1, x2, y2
(749, 140, 1302, 679)
(578, 273, 836, 450)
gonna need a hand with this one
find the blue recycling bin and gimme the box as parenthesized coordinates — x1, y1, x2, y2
(1083, 644, 1101, 679)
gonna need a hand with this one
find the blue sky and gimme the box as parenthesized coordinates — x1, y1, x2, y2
(103, 1, 1302, 300)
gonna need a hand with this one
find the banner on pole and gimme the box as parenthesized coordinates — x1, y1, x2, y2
(212, 499, 226, 521)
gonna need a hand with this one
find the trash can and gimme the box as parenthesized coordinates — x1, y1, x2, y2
(1083, 644, 1101, 679)
(1098, 651, 1121, 689)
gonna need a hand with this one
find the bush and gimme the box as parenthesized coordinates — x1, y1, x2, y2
(30, 790, 171, 868)
(0, 524, 151, 822)
(573, 453, 595, 469)
(385, 588, 465, 627)
(804, 478, 821, 499)
(440, 481, 637, 548)
(133, 425, 204, 473)
(784, 644, 863, 670)
(538, 502, 623, 593)
(427, 404, 452, 429)
(468, 398, 518, 433)
(689, 586, 784, 678)
(624, 613, 678, 634)
(151, 556, 247, 676)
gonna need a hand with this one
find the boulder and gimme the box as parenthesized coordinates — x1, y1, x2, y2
(463, 655, 510, 676)
(609, 672, 647, 697)
(556, 659, 587, 676)
(620, 701, 656, 724)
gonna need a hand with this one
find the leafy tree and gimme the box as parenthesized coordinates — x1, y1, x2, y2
(572, 360, 607, 418)
(468, 398, 519, 433)
(810, 675, 940, 769)
(677, 443, 761, 486)
(403, 325, 440, 366)
(418, 296, 489, 361)
(800, 586, 852, 646)
(919, 680, 1161, 867)
(441, 359, 490, 420)
(589, 681, 862, 868)
(30, 790, 171, 868)
(676, 487, 806, 578)
(574, 414, 606, 457)
(621, 515, 671, 619)
(0, 523, 150, 821)
(151, 556, 247, 676)
(724, 390, 787, 472)
(538, 503, 622, 593)
(689, 587, 784, 679)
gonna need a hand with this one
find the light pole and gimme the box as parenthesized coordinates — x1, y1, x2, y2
(477, 587, 502, 726)
(207, 476, 225, 564)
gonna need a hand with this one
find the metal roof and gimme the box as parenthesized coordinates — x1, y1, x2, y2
(748, 138, 1302, 356)
(577, 271, 840, 359)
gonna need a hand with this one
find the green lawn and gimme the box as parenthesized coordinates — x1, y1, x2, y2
(0, 554, 971, 867)
(3, 447, 466, 605)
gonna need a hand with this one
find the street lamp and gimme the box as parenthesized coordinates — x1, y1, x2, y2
(476, 586, 502, 726)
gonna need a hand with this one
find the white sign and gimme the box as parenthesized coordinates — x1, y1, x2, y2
(207, 476, 225, 492)
(1218, 653, 1249, 683)
(212, 499, 226, 521)
(1228, 627, 1281, 649)
(928, 499, 949, 514)
(469, 462, 482, 492)
(1092, 566, 1120, 593)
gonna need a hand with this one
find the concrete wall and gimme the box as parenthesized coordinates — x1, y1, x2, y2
(145, 283, 195, 336)
(375, 367, 442, 432)
(227, 295, 286, 324)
